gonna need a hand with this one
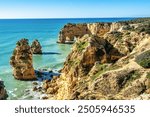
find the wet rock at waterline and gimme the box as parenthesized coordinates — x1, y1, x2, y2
(35, 69, 60, 81)
(0, 79, 8, 100)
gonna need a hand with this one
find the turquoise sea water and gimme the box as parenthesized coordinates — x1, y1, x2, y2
(0, 18, 133, 99)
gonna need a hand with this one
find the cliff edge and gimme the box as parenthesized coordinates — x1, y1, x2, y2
(44, 18, 150, 100)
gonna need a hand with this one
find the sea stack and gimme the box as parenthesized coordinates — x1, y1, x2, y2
(0, 79, 8, 100)
(31, 39, 42, 54)
(10, 39, 36, 80)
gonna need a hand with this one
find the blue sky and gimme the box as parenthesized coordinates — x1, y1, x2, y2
(0, 0, 150, 18)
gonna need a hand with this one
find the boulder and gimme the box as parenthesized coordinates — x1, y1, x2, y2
(10, 39, 36, 80)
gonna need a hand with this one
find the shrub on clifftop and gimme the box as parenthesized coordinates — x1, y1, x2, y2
(135, 50, 150, 68)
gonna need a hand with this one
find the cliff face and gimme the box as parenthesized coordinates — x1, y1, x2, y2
(10, 39, 36, 80)
(56, 34, 123, 99)
(87, 23, 111, 37)
(57, 23, 90, 44)
(45, 18, 150, 100)
(57, 23, 111, 44)
(0, 79, 8, 100)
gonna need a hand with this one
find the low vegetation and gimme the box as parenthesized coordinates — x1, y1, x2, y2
(146, 72, 150, 79)
(119, 18, 150, 34)
(135, 50, 150, 68)
(76, 41, 88, 52)
(110, 31, 123, 41)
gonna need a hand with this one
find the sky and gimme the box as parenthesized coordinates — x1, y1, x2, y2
(0, 0, 150, 18)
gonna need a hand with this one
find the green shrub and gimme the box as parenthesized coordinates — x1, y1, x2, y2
(135, 50, 150, 68)
(110, 31, 123, 41)
(124, 70, 141, 87)
(135, 23, 150, 34)
(146, 72, 150, 79)
(118, 18, 150, 34)
(76, 41, 88, 52)
(91, 64, 108, 80)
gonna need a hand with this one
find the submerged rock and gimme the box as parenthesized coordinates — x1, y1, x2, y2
(10, 39, 36, 80)
(33, 86, 38, 91)
(0, 79, 8, 100)
(32, 82, 38, 85)
(31, 39, 42, 54)
(35, 69, 60, 81)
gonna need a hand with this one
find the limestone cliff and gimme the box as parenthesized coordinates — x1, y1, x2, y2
(57, 23, 111, 44)
(0, 79, 8, 100)
(56, 34, 123, 99)
(87, 23, 111, 37)
(45, 18, 150, 100)
(10, 39, 36, 80)
(31, 39, 42, 54)
(57, 23, 90, 44)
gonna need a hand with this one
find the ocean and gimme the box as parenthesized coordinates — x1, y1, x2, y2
(0, 18, 133, 99)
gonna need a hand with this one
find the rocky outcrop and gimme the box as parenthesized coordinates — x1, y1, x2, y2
(31, 39, 42, 54)
(44, 18, 150, 100)
(87, 23, 111, 37)
(10, 39, 36, 80)
(44, 34, 123, 99)
(56, 34, 124, 99)
(0, 79, 8, 100)
(62, 34, 123, 77)
(57, 19, 150, 45)
(57, 23, 90, 44)
(109, 22, 123, 32)
(57, 23, 111, 44)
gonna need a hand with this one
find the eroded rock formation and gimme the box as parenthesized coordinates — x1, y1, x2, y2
(57, 23, 90, 44)
(10, 39, 36, 80)
(44, 18, 150, 100)
(31, 39, 42, 54)
(56, 34, 124, 99)
(0, 79, 8, 100)
(87, 23, 111, 36)
(57, 23, 112, 44)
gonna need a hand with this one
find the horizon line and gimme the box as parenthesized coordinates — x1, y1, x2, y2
(0, 16, 149, 20)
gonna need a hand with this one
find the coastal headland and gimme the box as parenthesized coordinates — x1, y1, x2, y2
(2, 18, 150, 100)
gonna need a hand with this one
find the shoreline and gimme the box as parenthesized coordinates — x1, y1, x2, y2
(0, 17, 149, 99)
